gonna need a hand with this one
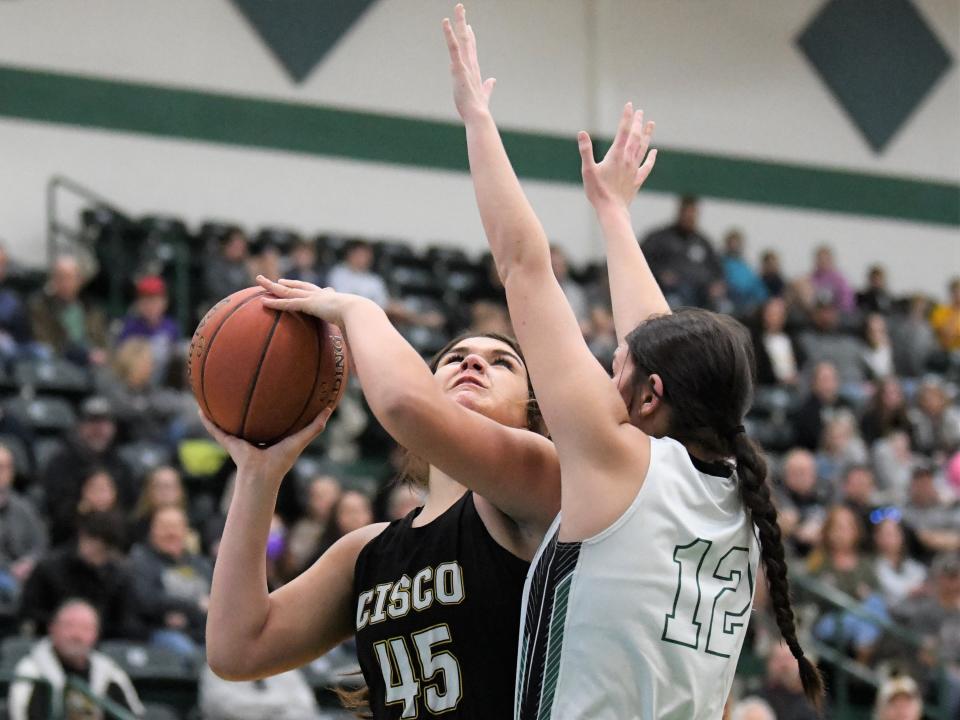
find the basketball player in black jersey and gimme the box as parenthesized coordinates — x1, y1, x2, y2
(204, 279, 560, 718)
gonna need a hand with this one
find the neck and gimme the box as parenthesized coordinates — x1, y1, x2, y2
(415, 467, 468, 526)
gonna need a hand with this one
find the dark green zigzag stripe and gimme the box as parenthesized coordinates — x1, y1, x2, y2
(0, 65, 956, 226)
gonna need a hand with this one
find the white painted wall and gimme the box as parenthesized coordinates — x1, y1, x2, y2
(0, 0, 957, 295)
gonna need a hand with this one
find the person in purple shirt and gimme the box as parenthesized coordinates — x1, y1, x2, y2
(116, 276, 179, 385)
(810, 245, 855, 313)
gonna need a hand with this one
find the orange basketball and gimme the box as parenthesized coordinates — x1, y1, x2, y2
(187, 287, 349, 445)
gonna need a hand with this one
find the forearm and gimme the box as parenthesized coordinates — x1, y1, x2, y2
(595, 203, 671, 343)
(206, 466, 278, 668)
(463, 111, 551, 280)
(339, 298, 442, 428)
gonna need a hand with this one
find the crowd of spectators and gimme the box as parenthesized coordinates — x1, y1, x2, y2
(0, 194, 956, 718)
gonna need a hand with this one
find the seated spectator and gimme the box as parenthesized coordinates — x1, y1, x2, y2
(305, 490, 373, 571)
(0, 443, 47, 602)
(810, 245, 855, 313)
(861, 313, 895, 381)
(759, 249, 785, 298)
(9, 599, 144, 720)
(640, 195, 723, 307)
(249, 240, 282, 283)
(0, 242, 33, 362)
(129, 506, 211, 660)
(385, 483, 424, 521)
(550, 244, 589, 323)
(753, 297, 804, 387)
(129, 465, 192, 546)
(871, 431, 920, 506)
(326, 239, 388, 307)
(115, 275, 179, 384)
(798, 297, 867, 387)
(856, 264, 894, 316)
(41, 397, 137, 531)
(283, 238, 324, 286)
(790, 361, 852, 450)
(98, 338, 182, 444)
(873, 515, 926, 606)
(774, 448, 829, 557)
(840, 464, 880, 533)
(729, 697, 775, 720)
(585, 305, 618, 372)
(807, 505, 886, 662)
(29, 254, 108, 366)
(199, 664, 320, 720)
(50, 467, 120, 547)
(860, 376, 911, 446)
(721, 229, 767, 313)
(19, 511, 140, 640)
(901, 465, 960, 562)
(890, 295, 937, 377)
(281, 475, 341, 581)
(908, 377, 960, 458)
(757, 642, 820, 720)
(929, 276, 960, 352)
(886, 554, 960, 717)
(873, 675, 923, 720)
(467, 299, 511, 336)
(204, 227, 254, 304)
(815, 413, 868, 487)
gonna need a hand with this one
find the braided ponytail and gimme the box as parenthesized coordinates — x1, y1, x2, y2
(732, 431, 825, 709)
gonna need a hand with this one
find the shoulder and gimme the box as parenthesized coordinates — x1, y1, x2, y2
(328, 523, 390, 560)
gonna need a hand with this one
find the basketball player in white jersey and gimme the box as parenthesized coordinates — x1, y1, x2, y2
(442, 5, 824, 718)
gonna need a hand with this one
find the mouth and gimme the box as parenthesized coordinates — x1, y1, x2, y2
(452, 375, 486, 390)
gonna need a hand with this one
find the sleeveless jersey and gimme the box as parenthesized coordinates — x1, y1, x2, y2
(354, 491, 529, 719)
(516, 436, 761, 720)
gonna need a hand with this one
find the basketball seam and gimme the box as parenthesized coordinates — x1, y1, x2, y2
(274, 316, 325, 441)
(240, 310, 283, 442)
(199, 291, 267, 422)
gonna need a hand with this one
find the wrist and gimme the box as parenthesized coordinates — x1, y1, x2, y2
(462, 107, 495, 128)
(594, 201, 632, 224)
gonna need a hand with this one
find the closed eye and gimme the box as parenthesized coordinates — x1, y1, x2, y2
(442, 353, 464, 365)
(493, 358, 515, 369)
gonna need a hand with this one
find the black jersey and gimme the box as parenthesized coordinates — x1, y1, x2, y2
(354, 491, 528, 719)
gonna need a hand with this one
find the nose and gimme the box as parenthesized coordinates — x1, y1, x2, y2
(460, 354, 487, 373)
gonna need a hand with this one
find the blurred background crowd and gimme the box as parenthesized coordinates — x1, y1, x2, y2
(0, 194, 956, 719)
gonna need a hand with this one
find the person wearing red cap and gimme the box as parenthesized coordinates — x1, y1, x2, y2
(116, 275, 179, 384)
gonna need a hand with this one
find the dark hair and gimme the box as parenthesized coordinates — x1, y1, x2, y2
(625, 308, 824, 707)
(399, 331, 543, 488)
(76, 510, 126, 550)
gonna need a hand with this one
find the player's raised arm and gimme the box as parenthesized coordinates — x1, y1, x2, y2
(257, 277, 559, 535)
(443, 5, 640, 476)
(203, 410, 387, 680)
(579, 104, 670, 343)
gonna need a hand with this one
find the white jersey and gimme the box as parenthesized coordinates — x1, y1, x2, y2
(515, 435, 761, 720)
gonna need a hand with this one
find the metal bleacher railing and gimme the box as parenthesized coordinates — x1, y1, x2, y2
(46, 175, 192, 332)
(790, 572, 953, 720)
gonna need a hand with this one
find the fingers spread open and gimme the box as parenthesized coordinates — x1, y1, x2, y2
(634, 148, 658, 187)
(611, 102, 633, 151)
(624, 109, 645, 162)
(577, 131, 596, 168)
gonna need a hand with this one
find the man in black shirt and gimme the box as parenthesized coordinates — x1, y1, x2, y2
(19, 512, 141, 640)
(640, 195, 723, 307)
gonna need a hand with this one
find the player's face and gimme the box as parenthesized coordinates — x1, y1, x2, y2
(435, 337, 530, 429)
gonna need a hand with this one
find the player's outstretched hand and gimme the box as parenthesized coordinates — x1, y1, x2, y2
(257, 276, 363, 327)
(199, 406, 332, 483)
(443, 4, 495, 123)
(579, 103, 657, 212)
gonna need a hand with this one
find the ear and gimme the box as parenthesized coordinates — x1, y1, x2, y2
(636, 373, 664, 418)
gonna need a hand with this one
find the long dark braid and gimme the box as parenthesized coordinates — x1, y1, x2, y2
(732, 431, 825, 708)
(627, 309, 824, 709)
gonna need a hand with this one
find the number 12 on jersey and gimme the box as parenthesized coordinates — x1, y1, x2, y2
(661, 538, 754, 658)
(374, 624, 463, 717)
